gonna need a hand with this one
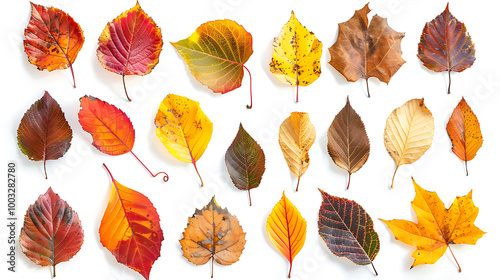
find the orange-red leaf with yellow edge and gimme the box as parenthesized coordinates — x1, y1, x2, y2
(266, 192, 307, 278)
(97, 2, 163, 101)
(100, 164, 164, 280)
(446, 97, 482, 175)
(20, 187, 84, 277)
(24, 2, 84, 87)
(380, 178, 485, 271)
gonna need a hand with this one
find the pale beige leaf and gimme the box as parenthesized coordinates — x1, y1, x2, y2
(384, 99, 434, 188)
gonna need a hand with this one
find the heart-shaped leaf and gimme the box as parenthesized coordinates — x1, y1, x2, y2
(318, 189, 379, 275)
(20, 187, 84, 277)
(17, 91, 72, 179)
(225, 123, 266, 206)
(97, 2, 163, 101)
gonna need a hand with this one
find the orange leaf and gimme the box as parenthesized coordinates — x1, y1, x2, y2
(97, 2, 163, 101)
(100, 164, 164, 280)
(24, 2, 84, 87)
(266, 192, 306, 278)
(446, 97, 483, 175)
(381, 178, 485, 271)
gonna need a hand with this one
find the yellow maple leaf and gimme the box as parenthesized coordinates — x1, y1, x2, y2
(380, 178, 485, 271)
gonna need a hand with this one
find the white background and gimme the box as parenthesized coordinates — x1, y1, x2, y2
(1, 0, 499, 279)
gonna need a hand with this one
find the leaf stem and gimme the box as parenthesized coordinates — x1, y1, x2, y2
(122, 73, 132, 101)
(53, 264, 56, 277)
(465, 160, 468, 176)
(185, 139, 204, 186)
(371, 261, 378, 276)
(44, 159, 48, 179)
(390, 166, 399, 189)
(248, 189, 252, 206)
(243, 65, 253, 109)
(69, 62, 76, 88)
(447, 69, 451, 95)
(366, 78, 371, 98)
(288, 262, 292, 278)
(296, 176, 301, 192)
(129, 149, 169, 182)
(447, 244, 462, 272)
(211, 256, 214, 278)
(296, 70, 299, 103)
(347, 173, 351, 190)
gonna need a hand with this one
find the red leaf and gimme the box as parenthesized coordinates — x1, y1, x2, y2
(20, 187, 84, 277)
(17, 91, 72, 179)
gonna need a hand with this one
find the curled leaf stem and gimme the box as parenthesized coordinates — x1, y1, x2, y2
(243, 65, 253, 109)
(129, 149, 169, 182)
(122, 73, 132, 101)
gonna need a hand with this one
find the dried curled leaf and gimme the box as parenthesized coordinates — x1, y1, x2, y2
(20, 187, 84, 277)
(154, 94, 212, 186)
(171, 20, 254, 108)
(100, 164, 164, 280)
(446, 97, 482, 175)
(270, 11, 322, 102)
(180, 197, 246, 278)
(266, 192, 307, 278)
(328, 3, 405, 97)
(384, 99, 434, 188)
(24, 2, 84, 87)
(318, 189, 379, 275)
(97, 2, 163, 101)
(327, 97, 370, 189)
(381, 178, 485, 271)
(278, 112, 316, 191)
(17, 91, 72, 179)
(417, 3, 475, 94)
(225, 123, 266, 206)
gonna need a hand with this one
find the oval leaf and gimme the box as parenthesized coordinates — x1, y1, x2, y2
(78, 96, 167, 181)
(381, 178, 485, 271)
(24, 2, 84, 87)
(417, 3, 475, 94)
(180, 196, 246, 278)
(171, 20, 254, 108)
(266, 192, 307, 278)
(446, 97, 482, 175)
(97, 2, 163, 101)
(154, 94, 212, 186)
(20, 187, 84, 277)
(17, 91, 72, 179)
(270, 11, 322, 102)
(327, 97, 370, 189)
(278, 112, 316, 191)
(328, 3, 405, 97)
(384, 98, 434, 188)
(100, 164, 164, 280)
(318, 189, 379, 275)
(225, 123, 265, 206)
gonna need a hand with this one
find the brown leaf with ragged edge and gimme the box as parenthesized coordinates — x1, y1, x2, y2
(329, 3, 405, 97)
(180, 197, 246, 278)
(327, 97, 370, 190)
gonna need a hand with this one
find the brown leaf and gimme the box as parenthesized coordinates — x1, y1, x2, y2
(180, 197, 246, 278)
(17, 91, 72, 179)
(328, 3, 405, 97)
(327, 97, 370, 189)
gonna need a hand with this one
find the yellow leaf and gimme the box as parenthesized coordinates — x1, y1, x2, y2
(270, 11, 322, 102)
(380, 178, 485, 271)
(154, 94, 212, 186)
(384, 99, 434, 188)
(278, 112, 316, 191)
(266, 192, 307, 278)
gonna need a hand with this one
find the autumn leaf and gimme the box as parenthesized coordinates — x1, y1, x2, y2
(20, 187, 84, 277)
(17, 91, 72, 179)
(327, 97, 370, 189)
(318, 189, 379, 275)
(384, 99, 434, 188)
(171, 20, 254, 108)
(225, 123, 266, 206)
(278, 112, 316, 191)
(266, 192, 306, 278)
(78, 96, 168, 181)
(270, 11, 322, 102)
(24, 2, 84, 87)
(154, 94, 212, 186)
(381, 178, 485, 271)
(328, 3, 405, 97)
(180, 196, 246, 278)
(417, 3, 475, 94)
(446, 97, 482, 175)
(100, 164, 164, 280)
